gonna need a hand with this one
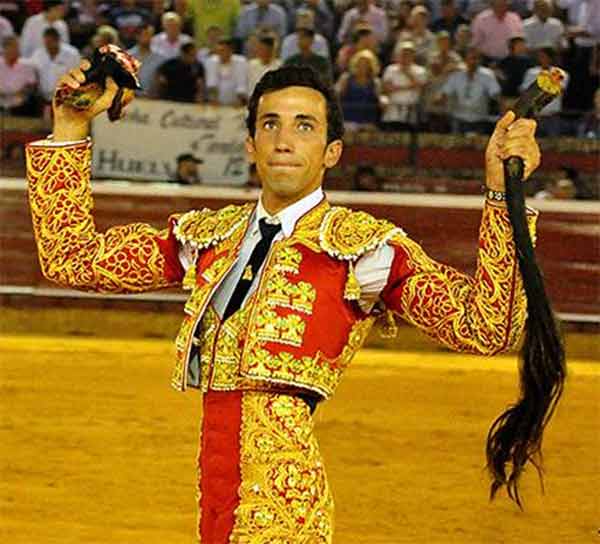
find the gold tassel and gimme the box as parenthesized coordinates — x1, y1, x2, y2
(343, 261, 361, 301)
(379, 309, 398, 338)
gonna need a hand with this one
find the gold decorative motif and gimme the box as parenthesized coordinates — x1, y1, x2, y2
(255, 309, 306, 348)
(182, 263, 197, 291)
(243, 265, 254, 281)
(230, 392, 334, 543)
(384, 203, 536, 355)
(319, 206, 404, 260)
(26, 140, 175, 293)
(272, 246, 303, 274)
(173, 203, 254, 250)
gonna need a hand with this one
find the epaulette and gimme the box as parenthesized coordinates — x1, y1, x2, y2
(318, 206, 405, 261)
(173, 203, 254, 249)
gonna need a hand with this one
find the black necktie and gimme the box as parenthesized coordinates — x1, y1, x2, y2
(222, 218, 281, 321)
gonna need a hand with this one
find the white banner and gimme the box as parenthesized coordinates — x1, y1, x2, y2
(92, 99, 248, 185)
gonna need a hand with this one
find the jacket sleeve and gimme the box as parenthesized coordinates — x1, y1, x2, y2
(380, 202, 538, 355)
(26, 138, 184, 293)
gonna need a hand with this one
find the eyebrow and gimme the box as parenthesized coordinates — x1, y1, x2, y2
(258, 113, 320, 124)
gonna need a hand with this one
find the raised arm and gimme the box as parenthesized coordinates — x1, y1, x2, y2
(26, 59, 184, 293)
(380, 202, 537, 355)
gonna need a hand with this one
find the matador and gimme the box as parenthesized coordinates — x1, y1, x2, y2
(26, 64, 541, 543)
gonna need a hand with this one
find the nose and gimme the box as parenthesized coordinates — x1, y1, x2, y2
(274, 126, 294, 153)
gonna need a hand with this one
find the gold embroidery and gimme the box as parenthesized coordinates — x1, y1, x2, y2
(172, 313, 196, 390)
(255, 309, 307, 348)
(173, 203, 254, 250)
(265, 275, 316, 315)
(230, 392, 334, 543)
(26, 141, 174, 293)
(242, 265, 254, 281)
(386, 204, 536, 355)
(319, 206, 404, 260)
(272, 246, 303, 274)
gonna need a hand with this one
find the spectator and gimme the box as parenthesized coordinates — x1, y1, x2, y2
(157, 41, 205, 103)
(353, 164, 383, 190)
(454, 23, 472, 58)
(170, 153, 203, 185)
(108, 0, 151, 50)
(128, 24, 166, 98)
(151, 11, 193, 60)
(336, 49, 383, 130)
(198, 25, 224, 65)
(248, 35, 282, 95)
(281, 9, 330, 61)
(0, 36, 37, 115)
(337, 0, 389, 45)
(579, 87, 600, 138)
(235, 0, 288, 44)
(534, 177, 576, 199)
(396, 5, 435, 66)
(0, 14, 14, 52)
(558, 0, 600, 112)
(496, 36, 535, 108)
(29, 27, 80, 104)
(65, 0, 106, 50)
(188, 0, 239, 48)
(470, 0, 524, 63)
(0, 2, 23, 33)
(430, 0, 469, 40)
(19, 0, 69, 58)
(559, 165, 593, 198)
(428, 31, 463, 73)
(523, 0, 566, 51)
(82, 24, 120, 58)
(294, 0, 335, 42)
(169, 0, 195, 37)
(439, 47, 501, 134)
(205, 37, 249, 106)
(520, 47, 569, 137)
(284, 28, 333, 84)
(381, 41, 428, 128)
(336, 25, 377, 73)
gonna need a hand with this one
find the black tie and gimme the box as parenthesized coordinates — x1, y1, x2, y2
(222, 218, 281, 321)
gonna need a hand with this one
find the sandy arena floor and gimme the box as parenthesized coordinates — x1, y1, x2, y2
(1, 335, 598, 544)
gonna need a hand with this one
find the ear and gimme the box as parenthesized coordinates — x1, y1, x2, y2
(323, 139, 343, 169)
(245, 135, 256, 164)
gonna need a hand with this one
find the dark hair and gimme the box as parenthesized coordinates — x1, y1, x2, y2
(508, 36, 525, 49)
(352, 26, 373, 43)
(246, 65, 344, 144)
(538, 46, 555, 62)
(180, 41, 196, 55)
(218, 37, 235, 48)
(43, 0, 64, 10)
(259, 35, 276, 48)
(297, 27, 315, 38)
(43, 27, 61, 40)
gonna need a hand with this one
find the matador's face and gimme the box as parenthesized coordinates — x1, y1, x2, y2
(245, 86, 342, 207)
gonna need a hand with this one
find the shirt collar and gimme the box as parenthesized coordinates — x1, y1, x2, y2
(254, 187, 324, 238)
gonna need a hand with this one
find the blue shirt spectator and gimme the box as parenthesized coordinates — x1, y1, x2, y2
(235, 0, 288, 42)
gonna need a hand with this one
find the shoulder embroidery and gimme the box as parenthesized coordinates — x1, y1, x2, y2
(318, 206, 405, 260)
(172, 203, 254, 249)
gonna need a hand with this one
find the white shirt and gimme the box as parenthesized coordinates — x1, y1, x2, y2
(150, 31, 193, 60)
(280, 32, 330, 61)
(382, 63, 428, 122)
(178, 187, 396, 317)
(205, 54, 249, 105)
(19, 12, 70, 58)
(247, 57, 282, 95)
(523, 15, 566, 50)
(29, 43, 81, 101)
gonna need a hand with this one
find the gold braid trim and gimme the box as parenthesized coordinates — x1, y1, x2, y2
(26, 140, 174, 293)
(173, 203, 254, 249)
(319, 206, 405, 260)
(230, 392, 334, 543)
(386, 203, 538, 355)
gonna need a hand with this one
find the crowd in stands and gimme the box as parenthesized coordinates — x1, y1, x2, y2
(0, 0, 598, 138)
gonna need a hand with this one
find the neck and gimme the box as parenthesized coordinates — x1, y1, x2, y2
(261, 185, 320, 215)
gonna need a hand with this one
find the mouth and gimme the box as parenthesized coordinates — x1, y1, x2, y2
(268, 162, 302, 169)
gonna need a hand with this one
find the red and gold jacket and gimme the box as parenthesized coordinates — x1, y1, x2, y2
(26, 139, 537, 399)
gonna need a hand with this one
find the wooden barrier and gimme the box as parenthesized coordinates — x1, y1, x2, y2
(1, 179, 598, 317)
